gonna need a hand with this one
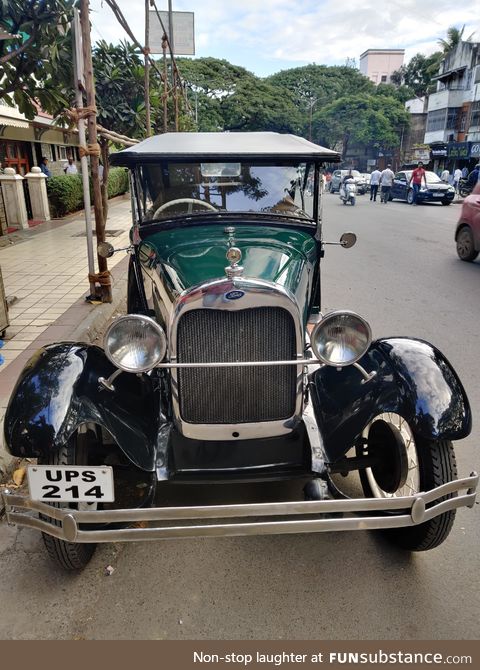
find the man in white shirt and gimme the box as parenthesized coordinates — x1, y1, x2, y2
(453, 167, 462, 192)
(441, 168, 450, 183)
(379, 164, 395, 204)
(369, 168, 382, 202)
(64, 157, 78, 175)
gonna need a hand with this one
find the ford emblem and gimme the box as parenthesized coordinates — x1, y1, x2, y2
(225, 290, 245, 300)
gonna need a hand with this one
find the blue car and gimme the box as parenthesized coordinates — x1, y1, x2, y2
(390, 170, 455, 205)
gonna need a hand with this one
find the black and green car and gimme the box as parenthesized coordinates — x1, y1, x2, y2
(2, 132, 477, 570)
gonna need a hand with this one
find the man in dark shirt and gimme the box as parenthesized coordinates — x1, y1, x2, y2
(40, 157, 51, 178)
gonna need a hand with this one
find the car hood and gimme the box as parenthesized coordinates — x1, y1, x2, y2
(139, 221, 318, 316)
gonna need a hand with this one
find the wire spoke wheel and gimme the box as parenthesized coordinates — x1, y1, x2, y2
(359, 412, 458, 551)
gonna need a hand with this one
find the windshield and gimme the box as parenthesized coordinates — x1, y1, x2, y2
(136, 162, 316, 223)
(405, 170, 442, 183)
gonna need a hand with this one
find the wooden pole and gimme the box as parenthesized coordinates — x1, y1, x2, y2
(79, 0, 112, 302)
(144, 0, 151, 137)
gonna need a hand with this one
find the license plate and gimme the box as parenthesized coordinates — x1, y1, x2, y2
(27, 465, 114, 503)
(432, 193, 443, 198)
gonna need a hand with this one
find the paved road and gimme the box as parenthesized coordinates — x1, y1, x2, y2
(0, 194, 478, 640)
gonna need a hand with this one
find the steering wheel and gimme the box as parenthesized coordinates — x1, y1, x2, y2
(152, 198, 217, 219)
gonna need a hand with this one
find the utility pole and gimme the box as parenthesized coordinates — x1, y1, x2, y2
(79, 0, 112, 302)
(72, 9, 96, 300)
(144, 0, 151, 137)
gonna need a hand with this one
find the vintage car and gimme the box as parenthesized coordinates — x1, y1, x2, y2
(2, 132, 477, 571)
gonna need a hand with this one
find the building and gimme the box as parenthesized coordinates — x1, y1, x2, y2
(359, 49, 405, 85)
(401, 97, 429, 166)
(424, 40, 480, 173)
(0, 101, 80, 176)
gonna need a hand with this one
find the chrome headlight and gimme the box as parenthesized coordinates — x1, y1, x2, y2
(104, 315, 167, 373)
(311, 311, 372, 367)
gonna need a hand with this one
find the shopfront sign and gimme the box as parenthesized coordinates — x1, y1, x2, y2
(470, 142, 480, 158)
(414, 148, 431, 162)
(447, 142, 471, 159)
(430, 147, 448, 157)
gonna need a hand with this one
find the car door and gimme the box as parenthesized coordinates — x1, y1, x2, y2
(392, 172, 407, 200)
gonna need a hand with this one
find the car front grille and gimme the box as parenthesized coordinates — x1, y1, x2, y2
(176, 307, 297, 424)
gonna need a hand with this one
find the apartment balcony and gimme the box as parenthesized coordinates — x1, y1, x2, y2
(427, 88, 472, 112)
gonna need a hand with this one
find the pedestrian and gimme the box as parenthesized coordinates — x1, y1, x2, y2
(64, 156, 78, 175)
(453, 167, 462, 192)
(466, 163, 480, 189)
(369, 167, 381, 201)
(408, 161, 428, 205)
(441, 167, 450, 183)
(379, 164, 395, 203)
(39, 156, 51, 178)
(462, 166, 468, 179)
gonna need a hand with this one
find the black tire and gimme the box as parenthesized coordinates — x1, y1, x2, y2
(441, 200, 451, 206)
(406, 189, 414, 205)
(456, 226, 479, 262)
(359, 420, 458, 551)
(459, 187, 470, 198)
(39, 432, 98, 571)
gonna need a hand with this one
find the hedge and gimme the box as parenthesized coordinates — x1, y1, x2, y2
(47, 167, 129, 218)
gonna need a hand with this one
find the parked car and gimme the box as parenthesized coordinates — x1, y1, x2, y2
(455, 182, 480, 262)
(390, 170, 455, 205)
(329, 169, 363, 193)
(2, 132, 477, 571)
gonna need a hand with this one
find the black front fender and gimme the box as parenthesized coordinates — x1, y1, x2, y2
(4, 343, 160, 471)
(309, 337, 472, 464)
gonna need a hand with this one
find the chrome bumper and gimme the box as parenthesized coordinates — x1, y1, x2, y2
(2, 473, 477, 543)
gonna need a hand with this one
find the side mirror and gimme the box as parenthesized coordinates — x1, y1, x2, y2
(97, 241, 115, 258)
(340, 232, 356, 248)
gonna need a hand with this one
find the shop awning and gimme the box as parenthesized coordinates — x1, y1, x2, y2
(0, 114, 29, 129)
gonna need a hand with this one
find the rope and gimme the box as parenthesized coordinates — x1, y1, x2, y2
(66, 106, 97, 123)
(88, 271, 112, 287)
(79, 143, 101, 158)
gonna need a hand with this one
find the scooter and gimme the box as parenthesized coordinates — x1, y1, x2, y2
(339, 178, 357, 206)
(458, 178, 472, 198)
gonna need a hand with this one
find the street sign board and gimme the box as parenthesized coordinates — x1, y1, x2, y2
(149, 10, 195, 55)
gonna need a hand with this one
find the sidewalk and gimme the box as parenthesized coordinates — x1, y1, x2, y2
(0, 196, 132, 473)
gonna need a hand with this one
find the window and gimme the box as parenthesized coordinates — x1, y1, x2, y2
(57, 145, 68, 160)
(381, 75, 387, 83)
(446, 107, 460, 129)
(470, 101, 480, 128)
(426, 108, 447, 132)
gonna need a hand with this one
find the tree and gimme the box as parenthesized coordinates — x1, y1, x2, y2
(438, 25, 475, 53)
(177, 57, 301, 134)
(391, 52, 443, 97)
(0, 0, 75, 118)
(313, 93, 410, 158)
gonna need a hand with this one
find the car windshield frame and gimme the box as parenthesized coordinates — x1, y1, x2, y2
(132, 160, 321, 227)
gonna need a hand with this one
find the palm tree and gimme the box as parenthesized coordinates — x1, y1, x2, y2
(438, 25, 475, 53)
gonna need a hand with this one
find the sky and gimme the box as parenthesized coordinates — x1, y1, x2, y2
(89, 0, 479, 77)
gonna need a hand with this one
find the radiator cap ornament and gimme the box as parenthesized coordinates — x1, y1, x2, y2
(225, 246, 244, 278)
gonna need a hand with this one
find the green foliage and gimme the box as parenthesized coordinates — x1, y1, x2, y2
(47, 174, 83, 218)
(177, 57, 302, 134)
(313, 93, 410, 157)
(438, 25, 475, 53)
(0, 0, 75, 118)
(93, 40, 149, 139)
(47, 168, 129, 217)
(391, 52, 443, 97)
(106, 167, 129, 198)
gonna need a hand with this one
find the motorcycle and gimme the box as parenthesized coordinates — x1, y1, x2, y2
(458, 178, 472, 198)
(339, 178, 357, 206)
